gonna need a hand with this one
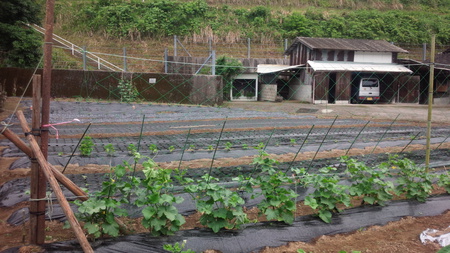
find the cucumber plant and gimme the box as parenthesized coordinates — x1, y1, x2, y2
(248, 151, 299, 224)
(341, 156, 394, 206)
(104, 143, 116, 156)
(301, 166, 351, 223)
(184, 174, 249, 233)
(80, 136, 95, 156)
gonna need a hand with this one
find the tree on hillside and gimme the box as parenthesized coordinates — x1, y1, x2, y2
(0, 0, 42, 68)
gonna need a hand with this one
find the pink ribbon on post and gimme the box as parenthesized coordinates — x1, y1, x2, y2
(41, 119, 81, 139)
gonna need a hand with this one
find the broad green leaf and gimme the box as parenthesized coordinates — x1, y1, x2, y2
(142, 206, 157, 219)
(84, 222, 100, 238)
(208, 219, 228, 233)
(269, 199, 282, 207)
(213, 208, 229, 219)
(265, 208, 278, 221)
(281, 212, 294, 224)
(318, 210, 332, 223)
(304, 196, 318, 209)
(150, 217, 166, 231)
(163, 206, 178, 221)
(363, 196, 376, 205)
(102, 222, 120, 237)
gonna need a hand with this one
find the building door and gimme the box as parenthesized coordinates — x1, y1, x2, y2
(231, 74, 258, 101)
(328, 73, 337, 103)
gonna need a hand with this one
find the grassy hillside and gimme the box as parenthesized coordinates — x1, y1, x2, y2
(42, 0, 449, 72)
(53, 0, 449, 43)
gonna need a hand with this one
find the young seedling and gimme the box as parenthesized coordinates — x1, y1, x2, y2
(224, 141, 232, 151)
(80, 136, 95, 156)
(168, 145, 175, 153)
(104, 144, 116, 156)
(254, 142, 265, 150)
(148, 144, 158, 154)
(290, 138, 297, 146)
(242, 144, 249, 150)
(188, 144, 196, 152)
(163, 240, 195, 253)
(207, 145, 214, 152)
(127, 143, 137, 156)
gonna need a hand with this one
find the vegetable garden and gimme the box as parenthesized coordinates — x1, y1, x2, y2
(1, 99, 450, 252)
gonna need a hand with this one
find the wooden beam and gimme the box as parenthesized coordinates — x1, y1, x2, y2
(1, 127, 89, 201)
(16, 110, 93, 253)
(1, 128, 32, 157)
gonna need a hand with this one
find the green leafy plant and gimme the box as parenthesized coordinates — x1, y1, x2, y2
(207, 144, 214, 152)
(215, 56, 244, 100)
(104, 143, 116, 157)
(184, 174, 249, 233)
(242, 144, 249, 150)
(133, 158, 186, 236)
(117, 79, 139, 103)
(224, 141, 233, 151)
(74, 163, 130, 238)
(148, 144, 158, 154)
(290, 138, 297, 146)
(381, 156, 434, 202)
(254, 142, 265, 150)
(127, 143, 137, 156)
(188, 144, 196, 152)
(249, 151, 299, 224)
(341, 156, 394, 206)
(80, 136, 95, 156)
(301, 166, 351, 223)
(437, 172, 450, 194)
(163, 240, 195, 253)
(168, 145, 175, 153)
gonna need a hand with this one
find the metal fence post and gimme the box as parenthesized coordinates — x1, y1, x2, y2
(123, 47, 127, 72)
(174, 35, 178, 56)
(211, 50, 216, 75)
(422, 43, 427, 61)
(208, 37, 212, 55)
(284, 39, 288, 59)
(164, 48, 168, 74)
(247, 38, 251, 59)
(82, 46, 87, 71)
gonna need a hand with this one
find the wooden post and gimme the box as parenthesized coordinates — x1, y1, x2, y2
(16, 110, 93, 253)
(425, 34, 436, 172)
(30, 74, 46, 244)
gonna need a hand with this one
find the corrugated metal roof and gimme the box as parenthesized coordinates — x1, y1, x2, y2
(308, 61, 412, 73)
(286, 37, 408, 54)
(256, 64, 304, 74)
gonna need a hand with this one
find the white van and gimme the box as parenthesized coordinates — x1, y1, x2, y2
(351, 77, 380, 103)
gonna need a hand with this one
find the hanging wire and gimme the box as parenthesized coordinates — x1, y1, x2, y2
(1, 55, 43, 134)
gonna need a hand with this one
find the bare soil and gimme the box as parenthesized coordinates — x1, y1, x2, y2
(0, 97, 449, 252)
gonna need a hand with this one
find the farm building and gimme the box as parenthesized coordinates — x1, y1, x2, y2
(398, 47, 450, 105)
(281, 37, 413, 104)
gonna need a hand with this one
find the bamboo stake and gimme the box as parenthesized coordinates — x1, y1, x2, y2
(425, 34, 436, 172)
(16, 110, 93, 253)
